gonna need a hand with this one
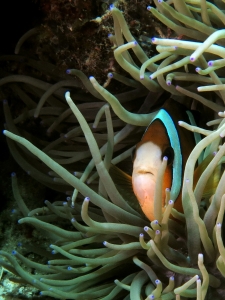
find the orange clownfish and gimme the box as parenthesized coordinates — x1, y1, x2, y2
(111, 99, 219, 221)
(132, 99, 196, 220)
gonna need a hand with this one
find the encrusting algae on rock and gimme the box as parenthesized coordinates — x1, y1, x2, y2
(1, 0, 225, 299)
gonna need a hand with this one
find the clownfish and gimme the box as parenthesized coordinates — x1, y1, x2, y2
(110, 98, 220, 221)
(132, 99, 196, 220)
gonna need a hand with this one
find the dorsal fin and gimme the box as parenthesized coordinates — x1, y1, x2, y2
(194, 153, 222, 198)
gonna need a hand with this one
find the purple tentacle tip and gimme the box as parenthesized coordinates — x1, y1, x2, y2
(208, 61, 213, 67)
(66, 69, 71, 74)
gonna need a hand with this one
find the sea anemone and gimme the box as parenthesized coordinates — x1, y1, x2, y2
(1, 0, 225, 299)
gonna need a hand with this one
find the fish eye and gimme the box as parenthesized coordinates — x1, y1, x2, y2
(162, 147, 174, 166)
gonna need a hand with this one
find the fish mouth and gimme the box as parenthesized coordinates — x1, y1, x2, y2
(137, 170, 154, 175)
(132, 172, 156, 221)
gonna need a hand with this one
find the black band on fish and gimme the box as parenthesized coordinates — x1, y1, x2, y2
(162, 147, 174, 166)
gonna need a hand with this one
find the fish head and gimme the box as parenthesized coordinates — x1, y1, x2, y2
(132, 120, 173, 221)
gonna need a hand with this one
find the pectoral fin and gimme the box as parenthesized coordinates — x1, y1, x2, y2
(109, 164, 145, 216)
